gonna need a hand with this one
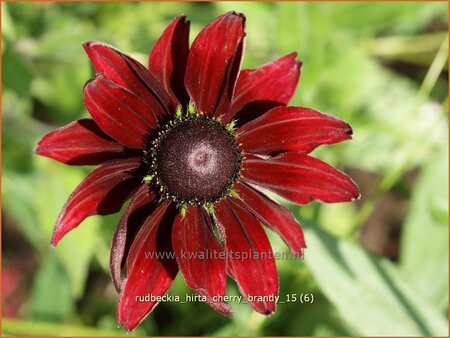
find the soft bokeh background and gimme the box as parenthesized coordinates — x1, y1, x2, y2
(2, 1, 448, 336)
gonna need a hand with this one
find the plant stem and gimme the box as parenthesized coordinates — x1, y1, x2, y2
(418, 34, 449, 98)
(360, 32, 447, 68)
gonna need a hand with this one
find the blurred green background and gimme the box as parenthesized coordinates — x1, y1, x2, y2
(2, 1, 448, 336)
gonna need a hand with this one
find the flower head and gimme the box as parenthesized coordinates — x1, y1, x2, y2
(36, 12, 359, 332)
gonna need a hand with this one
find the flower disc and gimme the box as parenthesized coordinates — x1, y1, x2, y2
(153, 116, 241, 204)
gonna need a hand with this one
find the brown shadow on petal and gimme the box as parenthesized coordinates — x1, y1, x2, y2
(235, 100, 282, 126)
(169, 18, 190, 107)
(155, 204, 178, 278)
(96, 162, 147, 215)
(66, 148, 141, 165)
(120, 187, 159, 269)
(78, 119, 115, 141)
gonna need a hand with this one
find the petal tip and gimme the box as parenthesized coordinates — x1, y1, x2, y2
(50, 233, 60, 247)
(51, 220, 66, 245)
(118, 322, 134, 334)
(34, 141, 43, 156)
(225, 10, 246, 20)
(208, 300, 234, 317)
(117, 304, 151, 333)
(291, 246, 307, 256)
(283, 52, 302, 67)
(82, 41, 105, 53)
(175, 14, 188, 21)
(169, 14, 190, 28)
(202, 294, 233, 317)
(351, 193, 362, 201)
(82, 41, 122, 62)
(255, 302, 276, 316)
(223, 11, 247, 34)
(287, 51, 301, 64)
(82, 40, 111, 49)
(82, 41, 93, 48)
(35, 131, 55, 158)
(82, 74, 99, 90)
(346, 124, 353, 136)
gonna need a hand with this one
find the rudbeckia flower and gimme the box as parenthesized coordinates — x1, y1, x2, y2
(36, 12, 359, 331)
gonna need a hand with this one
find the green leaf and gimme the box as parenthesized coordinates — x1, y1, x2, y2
(318, 203, 357, 237)
(29, 254, 73, 321)
(2, 46, 33, 96)
(399, 152, 448, 310)
(35, 158, 100, 299)
(31, 62, 91, 124)
(276, 2, 332, 102)
(1, 3, 16, 41)
(2, 90, 43, 173)
(3, 162, 92, 303)
(319, 47, 447, 175)
(2, 172, 46, 252)
(30, 26, 94, 62)
(327, 2, 447, 35)
(303, 225, 448, 335)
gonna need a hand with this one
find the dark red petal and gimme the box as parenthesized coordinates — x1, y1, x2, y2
(185, 12, 245, 116)
(83, 41, 173, 119)
(234, 182, 306, 255)
(242, 152, 360, 205)
(84, 74, 159, 149)
(110, 184, 157, 292)
(148, 16, 190, 107)
(51, 158, 142, 246)
(36, 119, 127, 165)
(215, 199, 278, 315)
(118, 202, 178, 332)
(172, 206, 231, 316)
(238, 107, 353, 155)
(223, 53, 301, 124)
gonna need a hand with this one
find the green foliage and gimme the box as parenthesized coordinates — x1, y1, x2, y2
(2, 1, 448, 336)
(30, 254, 74, 321)
(34, 158, 100, 299)
(400, 151, 448, 310)
(303, 224, 447, 335)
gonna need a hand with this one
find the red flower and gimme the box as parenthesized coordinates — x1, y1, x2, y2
(36, 12, 359, 331)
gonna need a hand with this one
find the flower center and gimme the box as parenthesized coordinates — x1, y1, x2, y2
(147, 114, 241, 205)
